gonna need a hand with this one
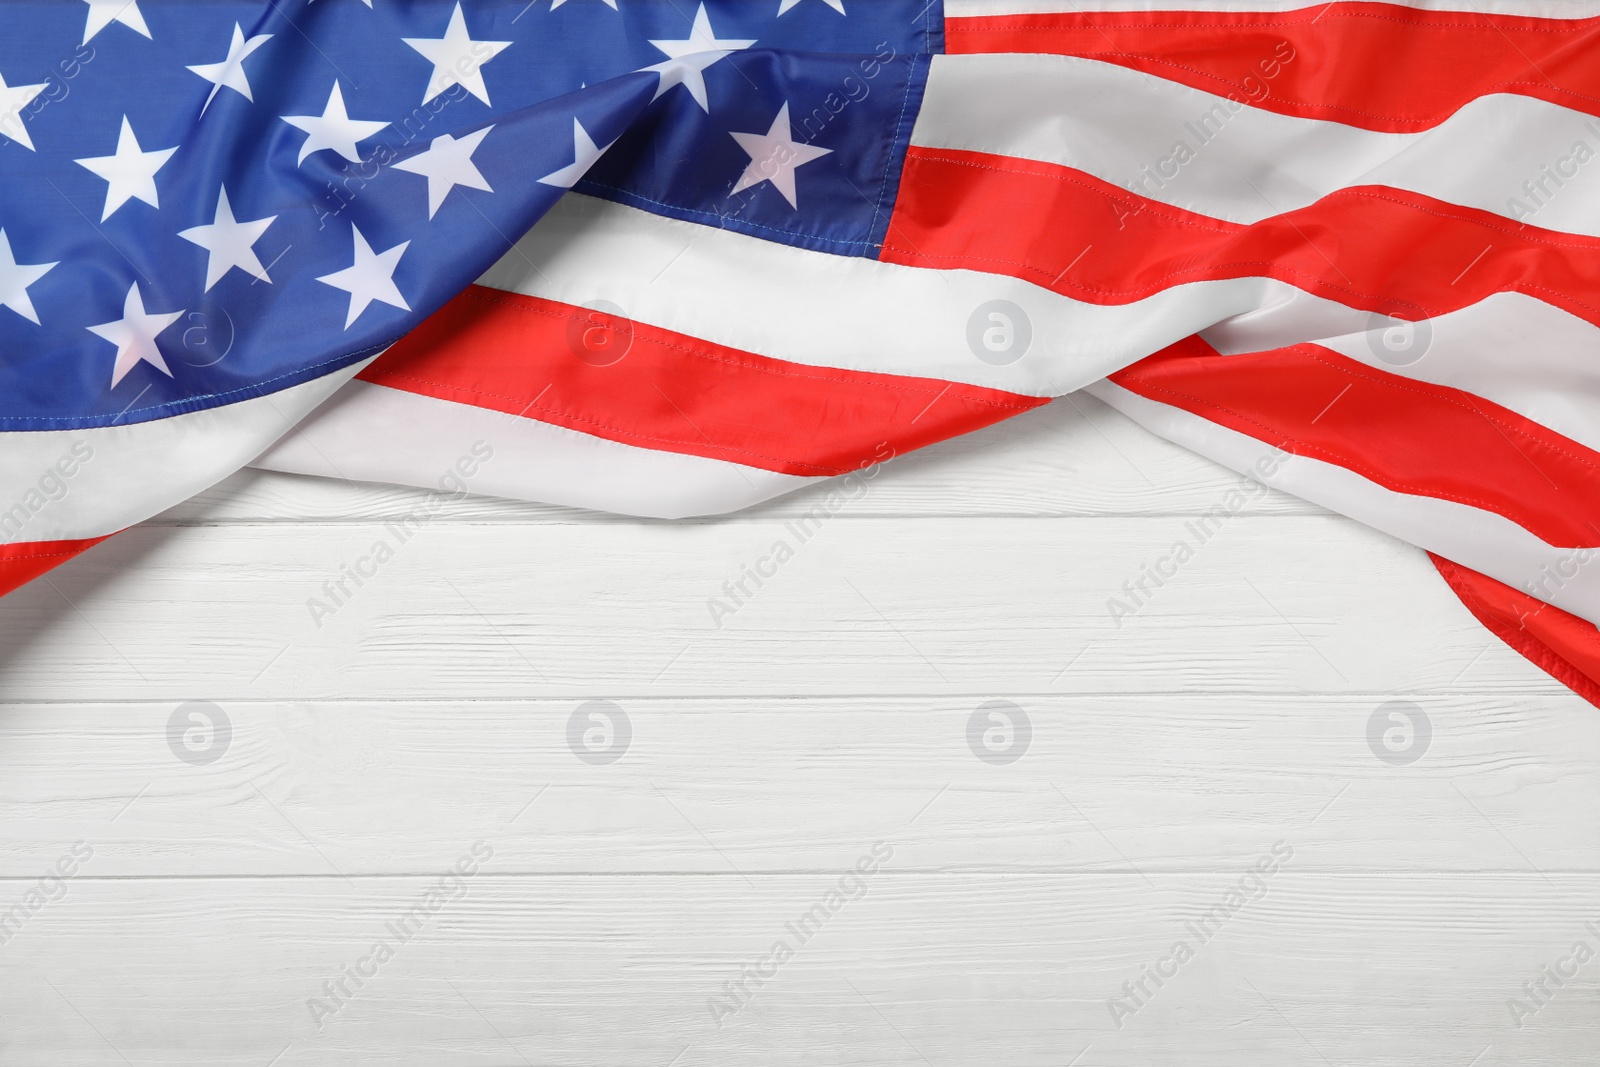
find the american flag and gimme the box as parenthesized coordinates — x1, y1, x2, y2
(5, 0, 1600, 701)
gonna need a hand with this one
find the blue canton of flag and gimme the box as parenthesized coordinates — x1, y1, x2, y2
(0, 0, 937, 430)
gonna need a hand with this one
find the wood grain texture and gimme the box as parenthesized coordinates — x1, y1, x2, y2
(0, 397, 1592, 1065)
(0, 876, 1593, 1066)
(0, 515, 1556, 700)
(0, 695, 1593, 877)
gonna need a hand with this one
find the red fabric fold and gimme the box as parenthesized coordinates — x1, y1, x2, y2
(1432, 553, 1600, 707)
(0, 536, 109, 597)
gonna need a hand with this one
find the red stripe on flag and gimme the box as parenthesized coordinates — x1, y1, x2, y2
(946, 3, 1600, 132)
(1108, 335, 1600, 549)
(882, 147, 1600, 328)
(0, 536, 109, 597)
(1432, 553, 1600, 709)
(359, 285, 1046, 478)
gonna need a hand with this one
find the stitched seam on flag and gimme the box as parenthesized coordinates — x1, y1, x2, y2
(0, 536, 105, 558)
(1291, 347, 1600, 478)
(879, 239, 1366, 306)
(1443, 564, 1547, 634)
(888, 160, 1600, 319)
(868, 54, 925, 245)
(1143, 347, 1600, 478)
(886, 240, 1600, 324)
(438, 288, 1037, 410)
(1433, 556, 1600, 707)
(949, 16, 1600, 128)
(1117, 370, 1596, 534)
(0, 341, 390, 428)
(575, 184, 880, 252)
(1121, 373, 1545, 524)
(906, 152, 1600, 253)
(951, 11, 1600, 34)
(1043, 54, 1600, 127)
(0, 550, 90, 560)
(1439, 562, 1587, 664)
(898, 152, 1239, 232)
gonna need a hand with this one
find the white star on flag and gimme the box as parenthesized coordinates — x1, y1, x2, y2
(537, 119, 614, 189)
(178, 187, 277, 291)
(88, 283, 183, 388)
(778, 0, 845, 12)
(0, 70, 48, 152)
(642, 4, 755, 113)
(393, 126, 495, 219)
(0, 230, 57, 325)
(402, 3, 511, 106)
(188, 23, 273, 112)
(281, 82, 387, 165)
(729, 103, 832, 209)
(74, 116, 178, 221)
(82, 0, 150, 44)
(550, 0, 618, 8)
(317, 226, 410, 328)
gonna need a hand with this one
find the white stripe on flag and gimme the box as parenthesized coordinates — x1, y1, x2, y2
(1088, 377, 1600, 628)
(490, 194, 1600, 456)
(477, 193, 1123, 397)
(1311, 293, 1600, 456)
(917, 53, 1600, 235)
(0, 360, 372, 544)
(250, 380, 819, 519)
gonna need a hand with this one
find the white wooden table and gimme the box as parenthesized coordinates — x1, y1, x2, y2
(1, 395, 1594, 1065)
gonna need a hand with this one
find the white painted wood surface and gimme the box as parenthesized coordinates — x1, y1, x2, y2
(1, 395, 1594, 1065)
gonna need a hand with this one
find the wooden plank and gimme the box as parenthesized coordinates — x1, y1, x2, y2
(0, 694, 1592, 877)
(161, 395, 1328, 524)
(6, 375, 1590, 1067)
(0, 874, 1589, 1066)
(0, 516, 1553, 700)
